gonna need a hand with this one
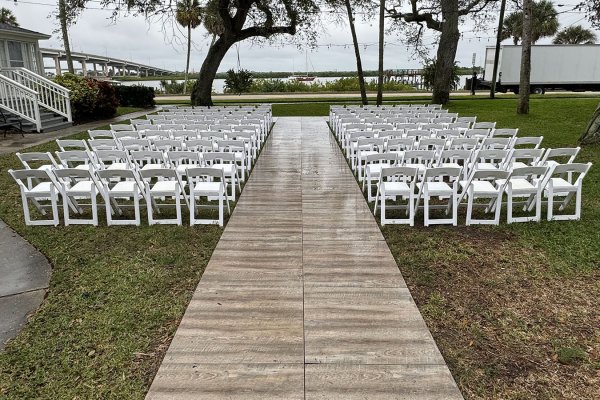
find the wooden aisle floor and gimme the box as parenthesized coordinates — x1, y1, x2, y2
(146, 117, 463, 399)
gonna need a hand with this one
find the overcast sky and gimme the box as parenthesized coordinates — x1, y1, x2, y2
(5, 1, 595, 74)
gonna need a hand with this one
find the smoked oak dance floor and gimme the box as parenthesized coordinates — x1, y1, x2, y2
(146, 117, 463, 399)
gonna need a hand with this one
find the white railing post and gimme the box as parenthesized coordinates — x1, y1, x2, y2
(0, 74, 42, 132)
(0, 67, 72, 124)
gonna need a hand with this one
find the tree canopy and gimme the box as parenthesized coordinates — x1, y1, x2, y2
(553, 25, 597, 44)
(501, 0, 559, 44)
(0, 7, 18, 26)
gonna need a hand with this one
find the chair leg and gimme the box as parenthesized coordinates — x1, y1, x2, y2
(380, 188, 386, 225)
(176, 193, 182, 226)
(218, 192, 223, 227)
(91, 191, 98, 226)
(134, 193, 140, 226)
(51, 189, 59, 226)
(547, 187, 554, 221)
(466, 194, 473, 226)
(62, 191, 70, 226)
(190, 192, 195, 225)
(146, 193, 154, 225)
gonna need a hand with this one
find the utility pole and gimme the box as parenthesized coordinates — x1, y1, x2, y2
(490, 0, 507, 99)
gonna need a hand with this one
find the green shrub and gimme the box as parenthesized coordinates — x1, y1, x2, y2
(114, 85, 155, 108)
(422, 59, 461, 90)
(54, 73, 118, 122)
(224, 69, 254, 94)
(247, 77, 415, 93)
(160, 80, 196, 95)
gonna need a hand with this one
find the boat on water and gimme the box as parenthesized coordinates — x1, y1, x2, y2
(290, 50, 316, 82)
(290, 75, 316, 82)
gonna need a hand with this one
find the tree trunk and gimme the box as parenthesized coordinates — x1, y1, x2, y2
(579, 103, 600, 144)
(184, 24, 191, 94)
(344, 0, 368, 105)
(191, 35, 234, 106)
(376, 0, 385, 106)
(517, 0, 533, 114)
(432, 0, 460, 105)
(58, 0, 74, 74)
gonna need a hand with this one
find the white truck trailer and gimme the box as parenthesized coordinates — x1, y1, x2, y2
(482, 44, 600, 94)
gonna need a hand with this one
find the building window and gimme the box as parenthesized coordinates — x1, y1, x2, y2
(7, 41, 25, 68)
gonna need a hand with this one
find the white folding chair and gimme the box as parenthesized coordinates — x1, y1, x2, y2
(140, 168, 188, 225)
(129, 150, 167, 170)
(187, 167, 230, 227)
(54, 167, 103, 226)
(9, 169, 60, 226)
(491, 128, 518, 139)
(363, 153, 399, 202)
(57, 139, 90, 152)
(544, 162, 592, 221)
(203, 152, 241, 201)
(459, 169, 510, 226)
(88, 129, 113, 139)
(97, 169, 144, 226)
(514, 136, 543, 149)
(416, 167, 462, 226)
(374, 166, 418, 226)
(498, 166, 548, 223)
(110, 124, 135, 131)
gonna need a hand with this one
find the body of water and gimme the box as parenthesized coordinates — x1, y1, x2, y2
(120, 75, 471, 94)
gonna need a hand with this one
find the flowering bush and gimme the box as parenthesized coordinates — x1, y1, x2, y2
(54, 73, 118, 122)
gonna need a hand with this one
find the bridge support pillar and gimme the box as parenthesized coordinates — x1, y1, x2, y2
(121, 65, 126, 77)
(81, 60, 87, 77)
(92, 62, 97, 76)
(54, 57, 62, 76)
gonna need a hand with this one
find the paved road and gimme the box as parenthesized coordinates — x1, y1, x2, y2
(146, 117, 463, 399)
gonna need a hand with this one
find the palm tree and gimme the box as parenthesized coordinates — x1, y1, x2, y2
(176, 0, 202, 94)
(502, 0, 559, 44)
(553, 25, 597, 44)
(0, 8, 18, 26)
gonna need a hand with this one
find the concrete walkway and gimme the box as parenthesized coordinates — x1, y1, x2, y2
(146, 117, 463, 399)
(0, 221, 51, 350)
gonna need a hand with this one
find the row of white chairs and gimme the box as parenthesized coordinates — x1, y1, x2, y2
(9, 165, 232, 227)
(374, 163, 591, 226)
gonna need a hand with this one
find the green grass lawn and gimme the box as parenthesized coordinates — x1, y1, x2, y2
(116, 107, 145, 116)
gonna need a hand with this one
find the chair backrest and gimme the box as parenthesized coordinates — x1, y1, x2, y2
(506, 148, 545, 166)
(438, 149, 472, 164)
(514, 136, 543, 148)
(140, 168, 179, 181)
(88, 129, 113, 139)
(421, 123, 445, 131)
(57, 139, 89, 152)
(395, 123, 419, 131)
(113, 131, 139, 140)
(185, 138, 215, 152)
(464, 128, 491, 139)
(95, 150, 130, 167)
(55, 150, 94, 168)
(97, 168, 140, 185)
(88, 138, 119, 151)
(350, 131, 375, 140)
(380, 166, 418, 182)
(9, 168, 53, 184)
(405, 129, 429, 140)
(143, 130, 171, 140)
(186, 124, 210, 131)
(203, 152, 236, 164)
(218, 140, 246, 153)
(403, 150, 437, 166)
(53, 167, 98, 186)
(16, 152, 59, 169)
(435, 129, 461, 139)
(158, 124, 185, 131)
(551, 162, 592, 184)
(121, 138, 152, 151)
(447, 122, 471, 130)
(186, 166, 226, 182)
(450, 137, 479, 150)
(492, 128, 518, 138)
(167, 151, 202, 166)
(418, 138, 446, 151)
(456, 116, 476, 125)
(110, 124, 135, 131)
(423, 166, 462, 180)
(540, 147, 580, 165)
(154, 139, 184, 152)
(510, 166, 548, 180)
(201, 131, 226, 140)
(482, 137, 511, 150)
(474, 149, 510, 164)
(473, 122, 496, 129)
(387, 137, 415, 151)
(365, 152, 399, 165)
(129, 150, 165, 167)
(172, 130, 196, 140)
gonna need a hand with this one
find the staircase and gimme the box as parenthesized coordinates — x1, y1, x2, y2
(0, 67, 72, 133)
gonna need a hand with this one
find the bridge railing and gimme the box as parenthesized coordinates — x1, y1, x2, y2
(0, 67, 72, 123)
(0, 74, 41, 132)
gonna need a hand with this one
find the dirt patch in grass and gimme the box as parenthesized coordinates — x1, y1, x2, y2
(384, 226, 600, 400)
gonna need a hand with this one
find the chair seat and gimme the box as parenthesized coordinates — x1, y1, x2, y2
(547, 177, 576, 192)
(418, 181, 453, 195)
(510, 161, 529, 170)
(110, 181, 138, 195)
(382, 181, 411, 195)
(460, 180, 499, 195)
(141, 163, 164, 170)
(404, 163, 428, 173)
(150, 181, 180, 194)
(68, 181, 95, 193)
(27, 182, 54, 195)
(211, 164, 236, 174)
(193, 182, 222, 195)
(497, 178, 537, 195)
(366, 163, 391, 176)
(475, 163, 500, 170)
(107, 162, 129, 170)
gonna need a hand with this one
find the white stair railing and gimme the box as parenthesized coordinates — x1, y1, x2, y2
(0, 67, 72, 123)
(0, 74, 41, 132)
